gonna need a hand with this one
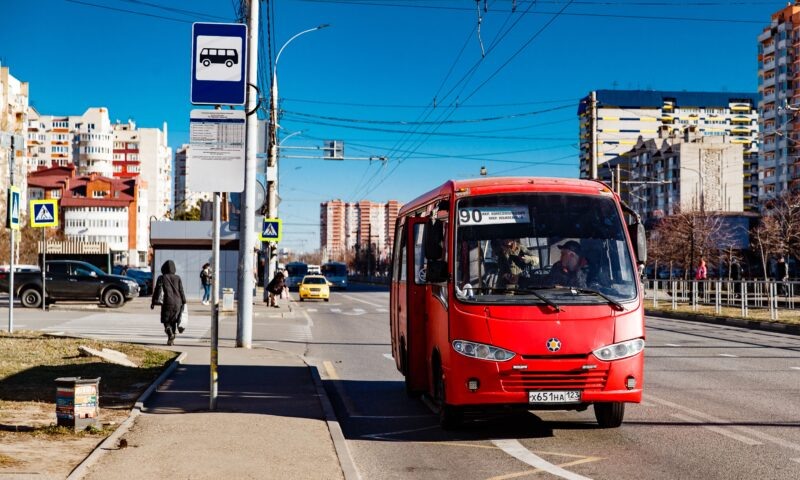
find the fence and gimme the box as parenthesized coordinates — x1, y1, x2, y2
(644, 278, 798, 321)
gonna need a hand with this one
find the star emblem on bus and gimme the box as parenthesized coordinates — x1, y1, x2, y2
(546, 338, 561, 352)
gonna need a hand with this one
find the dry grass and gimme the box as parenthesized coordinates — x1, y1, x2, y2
(646, 303, 800, 325)
(0, 453, 21, 467)
(0, 331, 175, 405)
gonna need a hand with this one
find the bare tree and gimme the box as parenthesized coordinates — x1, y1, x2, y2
(751, 214, 782, 281)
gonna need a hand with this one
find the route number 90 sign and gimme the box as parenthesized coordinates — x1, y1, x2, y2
(458, 206, 530, 226)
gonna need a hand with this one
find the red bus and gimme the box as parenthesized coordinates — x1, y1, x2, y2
(389, 177, 647, 428)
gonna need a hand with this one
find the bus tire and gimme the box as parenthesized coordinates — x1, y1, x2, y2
(20, 288, 42, 308)
(434, 361, 462, 429)
(594, 402, 625, 428)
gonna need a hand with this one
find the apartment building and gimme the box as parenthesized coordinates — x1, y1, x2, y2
(579, 90, 759, 210)
(604, 127, 744, 220)
(1, 65, 29, 211)
(758, 2, 800, 199)
(27, 166, 149, 265)
(174, 144, 212, 215)
(320, 199, 403, 262)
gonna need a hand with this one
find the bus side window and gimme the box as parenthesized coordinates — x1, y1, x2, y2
(413, 223, 426, 284)
(393, 222, 406, 282)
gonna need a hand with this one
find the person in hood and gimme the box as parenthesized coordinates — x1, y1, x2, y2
(151, 260, 186, 345)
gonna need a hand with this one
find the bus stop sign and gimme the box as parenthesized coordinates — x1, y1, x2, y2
(191, 22, 247, 105)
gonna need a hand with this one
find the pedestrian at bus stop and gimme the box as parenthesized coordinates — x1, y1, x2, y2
(267, 270, 285, 308)
(200, 262, 213, 305)
(151, 260, 187, 346)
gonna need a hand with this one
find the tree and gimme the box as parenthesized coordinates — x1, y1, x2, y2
(751, 214, 782, 281)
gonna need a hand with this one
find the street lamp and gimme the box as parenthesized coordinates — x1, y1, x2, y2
(265, 24, 329, 283)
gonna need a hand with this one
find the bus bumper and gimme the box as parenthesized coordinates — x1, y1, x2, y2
(444, 352, 644, 407)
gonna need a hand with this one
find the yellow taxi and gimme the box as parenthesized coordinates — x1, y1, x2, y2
(298, 275, 331, 302)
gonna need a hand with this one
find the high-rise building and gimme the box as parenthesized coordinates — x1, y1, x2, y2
(579, 90, 759, 210)
(174, 144, 212, 216)
(605, 127, 744, 220)
(758, 2, 800, 199)
(1, 65, 29, 209)
(320, 199, 403, 262)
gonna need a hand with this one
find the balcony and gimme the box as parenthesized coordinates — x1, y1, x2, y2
(759, 29, 773, 42)
(763, 109, 776, 120)
(762, 92, 776, 104)
(763, 75, 776, 88)
(763, 58, 776, 71)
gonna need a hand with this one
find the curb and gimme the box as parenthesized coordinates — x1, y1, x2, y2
(66, 351, 187, 480)
(304, 358, 361, 480)
(645, 309, 800, 336)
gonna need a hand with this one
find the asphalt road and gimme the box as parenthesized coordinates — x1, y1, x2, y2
(11, 287, 800, 479)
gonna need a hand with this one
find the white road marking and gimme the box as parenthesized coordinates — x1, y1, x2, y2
(648, 394, 800, 452)
(330, 308, 341, 313)
(375, 308, 389, 313)
(323, 361, 339, 380)
(790, 367, 800, 371)
(792, 458, 800, 464)
(307, 308, 317, 312)
(491, 439, 593, 480)
(361, 425, 440, 440)
(338, 292, 385, 308)
(383, 353, 393, 361)
(671, 413, 762, 446)
(321, 359, 361, 416)
(665, 343, 682, 347)
(330, 308, 365, 316)
(718, 353, 738, 358)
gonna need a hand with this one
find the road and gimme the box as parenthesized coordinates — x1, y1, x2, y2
(12, 287, 800, 479)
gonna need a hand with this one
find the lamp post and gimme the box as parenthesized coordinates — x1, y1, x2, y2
(266, 24, 329, 283)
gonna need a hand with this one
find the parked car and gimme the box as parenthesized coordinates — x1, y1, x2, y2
(0, 264, 41, 273)
(112, 266, 153, 296)
(0, 260, 139, 308)
(298, 275, 330, 302)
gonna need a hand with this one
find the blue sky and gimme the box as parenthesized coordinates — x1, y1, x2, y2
(0, 0, 784, 251)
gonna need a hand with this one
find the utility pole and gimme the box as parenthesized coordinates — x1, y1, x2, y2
(590, 90, 598, 180)
(7, 135, 16, 332)
(236, 0, 259, 349)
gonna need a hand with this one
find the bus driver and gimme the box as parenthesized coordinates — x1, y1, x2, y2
(547, 240, 588, 288)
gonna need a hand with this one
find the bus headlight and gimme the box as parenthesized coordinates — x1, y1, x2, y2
(593, 338, 645, 361)
(452, 340, 515, 362)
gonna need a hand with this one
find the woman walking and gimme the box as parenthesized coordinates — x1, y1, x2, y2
(151, 260, 186, 346)
(200, 262, 213, 305)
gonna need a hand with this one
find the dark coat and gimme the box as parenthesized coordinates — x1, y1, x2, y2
(152, 260, 186, 324)
(267, 273, 285, 294)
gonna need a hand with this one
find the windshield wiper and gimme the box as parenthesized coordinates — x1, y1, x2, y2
(485, 287, 561, 311)
(546, 286, 624, 311)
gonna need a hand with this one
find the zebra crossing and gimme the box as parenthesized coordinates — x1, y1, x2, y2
(41, 312, 210, 345)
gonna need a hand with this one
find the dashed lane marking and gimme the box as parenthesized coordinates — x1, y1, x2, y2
(382, 353, 393, 361)
(491, 440, 594, 480)
(718, 353, 738, 358)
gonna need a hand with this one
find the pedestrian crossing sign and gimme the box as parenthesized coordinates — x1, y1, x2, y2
(259, 217, 282, 242)
(6, 186, 20, 230)
(30, 199, 59, 228)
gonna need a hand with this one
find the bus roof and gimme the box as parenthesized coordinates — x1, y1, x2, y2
(399, 177, 614, 216)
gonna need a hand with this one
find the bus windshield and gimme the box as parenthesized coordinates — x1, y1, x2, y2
(286, 263, 308, 277)
(321, 263, 347, 277)
(454, 193, 638, 305)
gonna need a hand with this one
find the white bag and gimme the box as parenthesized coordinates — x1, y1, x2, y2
(178, 304, 189, 330)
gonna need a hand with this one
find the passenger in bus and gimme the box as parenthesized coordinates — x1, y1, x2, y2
(547, 240, 588, 288)
(495, 238, 539, 289)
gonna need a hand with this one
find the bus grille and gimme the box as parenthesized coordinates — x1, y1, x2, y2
(501, 370, 608, 392)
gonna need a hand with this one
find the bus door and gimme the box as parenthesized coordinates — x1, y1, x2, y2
(404, 216, 430, 394)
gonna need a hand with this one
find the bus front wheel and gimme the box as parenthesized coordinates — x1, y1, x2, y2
(594, 402, 625, 428)
(434, 363, 462, 429)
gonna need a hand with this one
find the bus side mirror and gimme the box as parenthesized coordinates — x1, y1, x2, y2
(425, 259, 449, 283)
(628, 222, 647, 264)
(423, 220, 444, 261)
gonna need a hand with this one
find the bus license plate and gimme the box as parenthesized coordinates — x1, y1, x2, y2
(528, 390, 581, 404)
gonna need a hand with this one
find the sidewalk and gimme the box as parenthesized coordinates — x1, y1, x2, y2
(75, 303, 346, 480)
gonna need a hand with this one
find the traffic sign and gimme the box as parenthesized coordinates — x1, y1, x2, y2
(187, 109, 246, 192)
(30, 199, 59, 228)
(259, 218, 282, 242)
(6, 186, 20, 230)
(191, 22, 248, 105)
